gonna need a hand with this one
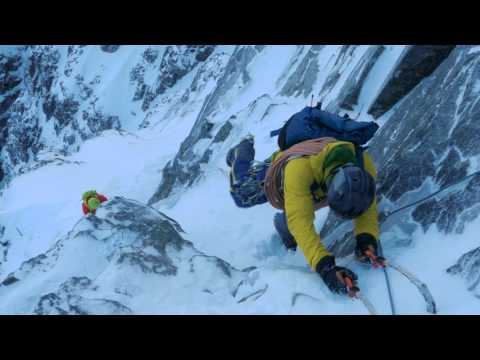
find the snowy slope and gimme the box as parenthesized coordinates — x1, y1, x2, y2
(0, 45, 478, 314)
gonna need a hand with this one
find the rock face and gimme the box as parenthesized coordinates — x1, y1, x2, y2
(337, 45, 385, 111)
(372, 46, 480, 233)
(34, 276, 134, 315)
(0, 45, 219, 190)
(100, 45, 121, 53)
(0, 46, 124, 187)
(0, 53, 23, 183)
(280, 45, 324, 97)
(447, 247, 480, 297)
(0, 226, 9, 267)
(131, 45, 215, 111)
(148, 45, 264, 204)
(0, 46, 219, 189)
(322, 46, 480, 257)
(0, 197, 262, 314)
(368, 45, 455, 118)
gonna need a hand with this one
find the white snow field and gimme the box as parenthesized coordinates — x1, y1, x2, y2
(0, 45, 478, 314)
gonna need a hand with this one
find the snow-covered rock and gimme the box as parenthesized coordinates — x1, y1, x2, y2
(448, 246, 480, 297)
(0, 197, 261, 314)
(374, 46, 480, 232)
(148, 45, 263, 204)
(0, 52, 23, 183)
(0, 45, 216, 188)
(0, 46, 119, 185)
(134, 45, 215, 111)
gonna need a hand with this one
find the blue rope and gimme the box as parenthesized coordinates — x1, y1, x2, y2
(377, 240, 396, 315)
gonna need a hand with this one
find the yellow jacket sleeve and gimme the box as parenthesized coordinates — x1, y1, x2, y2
(354, 151, 380, 241)
(284, 158, 331, 271)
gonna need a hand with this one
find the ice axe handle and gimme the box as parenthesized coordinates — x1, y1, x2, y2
(365, 250, 387, 268)
(343, 275, 360, 298)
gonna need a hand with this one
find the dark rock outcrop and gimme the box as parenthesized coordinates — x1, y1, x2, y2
(212, 120, 233, 144)
(0, 225, 9, 268)
(368, 45, 456, 118)
(322, 46, 480, 258)
(0, 53, 24, 183)
(64, 46, 87, 77)
(0, 54, 22, 94)
(100, 45, 121, 53)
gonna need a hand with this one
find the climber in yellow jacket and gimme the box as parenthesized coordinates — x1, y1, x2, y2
(227, 136, 378, 295)
(279, 140, 378, 272)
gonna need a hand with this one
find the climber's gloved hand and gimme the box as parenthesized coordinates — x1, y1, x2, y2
(316, 255, 358, 295)
(354, 233, 378, 263)
(355, 233, 387, 268)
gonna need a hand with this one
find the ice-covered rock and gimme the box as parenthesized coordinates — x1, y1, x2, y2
(0, 45, 219, 188)
(138, 45, 215, 111)
(280, 45, 324, 97)
(0, 46, 123, 186)
(323, 45, 480, 258)
(148, 45, 263, 204)
(0, 52, 23, 183)
(336, 45, 385, 111)
(0, 197, 261, 314)
(448, 247, 480, 297)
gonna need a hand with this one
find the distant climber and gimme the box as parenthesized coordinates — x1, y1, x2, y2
(226, 104, 380, 296)
(82, 190, 108, 215)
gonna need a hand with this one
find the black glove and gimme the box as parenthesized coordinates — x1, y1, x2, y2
(316, 255, 358, 295)
(354, 233, 378, 263)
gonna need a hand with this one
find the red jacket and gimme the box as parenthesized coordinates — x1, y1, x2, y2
(82, 194, 108, 215)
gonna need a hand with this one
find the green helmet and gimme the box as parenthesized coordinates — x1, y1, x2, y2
(82, 190, 97, 202)
(87, 197, 101, 211)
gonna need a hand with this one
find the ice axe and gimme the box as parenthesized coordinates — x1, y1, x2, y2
(340, 272, 378, 315)
(341, 273, 360, 298)
(365, 249, 387, 268)
(365, 249, 436, 314)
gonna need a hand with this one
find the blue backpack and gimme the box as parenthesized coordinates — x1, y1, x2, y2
(270, 104, 379, 153)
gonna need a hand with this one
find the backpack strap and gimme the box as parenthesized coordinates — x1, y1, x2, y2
(355, 145, 366, 169)
(264, 138, 337, 210)
(310, 181, 323, 203)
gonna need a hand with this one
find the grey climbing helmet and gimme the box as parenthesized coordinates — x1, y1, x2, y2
(326, 164, 376, 219)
